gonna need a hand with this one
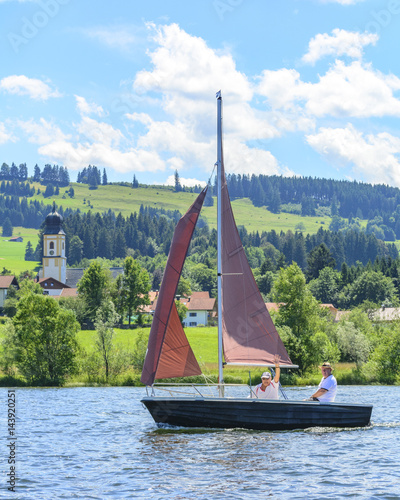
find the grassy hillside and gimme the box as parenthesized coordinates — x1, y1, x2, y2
(0, 182, 379, 275)
(0, 227, 40, 275)
(0, 183, 335, 274)
(30, 181, 332, 233)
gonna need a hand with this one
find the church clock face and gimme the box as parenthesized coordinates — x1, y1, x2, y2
(49, 250, 54, 255)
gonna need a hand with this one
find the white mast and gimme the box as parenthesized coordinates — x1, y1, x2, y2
(216, 91, 224, 397)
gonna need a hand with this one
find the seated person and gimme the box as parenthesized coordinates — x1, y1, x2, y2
(307, 362, 337, 402)
(253, 354, 280, 399)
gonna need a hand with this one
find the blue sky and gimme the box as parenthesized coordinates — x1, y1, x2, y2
(1, 0, 400, 187)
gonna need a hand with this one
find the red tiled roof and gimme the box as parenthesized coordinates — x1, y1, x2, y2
(188, 291, 210, 299)
(148, 291, 159, 303)
(321, 303, 338, 312)
(0, 276, 16, 288)
(38, 277, 70, 289)
(265, 302, 280, 312)
(186, 297, 215, 311)
(144, 291, 216, 313)
(60, 288, 78, 297)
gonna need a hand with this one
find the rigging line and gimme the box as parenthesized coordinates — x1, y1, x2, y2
(270, 367, 289, 400)
(208, 162, 217, 187)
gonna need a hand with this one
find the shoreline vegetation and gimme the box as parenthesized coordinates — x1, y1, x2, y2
(0, 326, 395, 388)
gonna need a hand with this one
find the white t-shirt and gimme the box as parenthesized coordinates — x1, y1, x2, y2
(317, 374, 337, 402)
(254, 381, 279, 399)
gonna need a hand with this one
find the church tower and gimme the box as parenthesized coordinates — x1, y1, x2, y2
(42, 203, 66, 283)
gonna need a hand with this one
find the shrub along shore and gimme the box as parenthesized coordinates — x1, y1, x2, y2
(0, 326, 391, 388)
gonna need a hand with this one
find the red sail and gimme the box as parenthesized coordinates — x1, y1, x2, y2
(141, 188, 207, 386)
(220, 164, 293, 366)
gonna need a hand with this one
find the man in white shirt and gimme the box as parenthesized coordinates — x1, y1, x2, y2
(253, 354, 281, 399)
(308, 362, 337, 402)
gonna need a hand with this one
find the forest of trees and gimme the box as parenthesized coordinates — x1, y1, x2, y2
(2, 162, 400, 303)
(0, 196, 75, 230)
(4, 164, 400, 385)
(224, 173, 400, 218)
(76, 165, 108, 188)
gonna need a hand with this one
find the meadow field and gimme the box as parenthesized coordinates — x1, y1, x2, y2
(0, 322, 361, 387)
(29, 182, 333, 233)
(0, 227, 40, 275)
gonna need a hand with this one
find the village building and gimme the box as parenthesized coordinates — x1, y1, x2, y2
(372, 307, 400, 322)
(35, 207, 215, 326)
(37, 205, 123, 293)
(0, 275, 18, 309)
(266, 302, 346, 323)
(38, 277, 71, 296)
(180, 292, 216, 327)
(145, 291, 216, 327)
(41, 205, 67, 284)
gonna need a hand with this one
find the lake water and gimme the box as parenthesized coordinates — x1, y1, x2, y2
(1, 385, 400, 499)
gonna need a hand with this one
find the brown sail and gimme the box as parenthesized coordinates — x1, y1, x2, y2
(141, 188, 207, 386)
(220, 163, 293, 366)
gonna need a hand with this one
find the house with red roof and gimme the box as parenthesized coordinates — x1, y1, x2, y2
(38, 277, 71, 296)
(0, 275, 18, 309)
(144, 291, 216, 327)
(180, 291, 216, 327)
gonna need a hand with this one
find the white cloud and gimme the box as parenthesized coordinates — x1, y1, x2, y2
(18, 118, 70, 144)
(305, 61, 400, 117)
(306, 125, 400, 186)
(75, 95, 104, 117)
(224, 138, 284, 176)
(0, 123, 15, 144)
(76, 116, 123, 147)
(134, 22, 253, 124)
(0, 75, 61, 100)
(258, 61, 400, 118)
(126, 112, 153, 126)
(163, 174, 207, 188)
(38, 140, 166, 174)
(258, 68, 304, 111)
(18, 115, 166, 174)
(302, 29, 378, 65)
(131, 23, 286, 177)
(317, 0, 366, 4)
(82, 26, 139, 50)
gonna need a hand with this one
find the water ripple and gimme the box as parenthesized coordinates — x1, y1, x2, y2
(1, 385, 400, 499)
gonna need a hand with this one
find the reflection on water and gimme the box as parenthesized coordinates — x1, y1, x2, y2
(1, 385, 400, 499)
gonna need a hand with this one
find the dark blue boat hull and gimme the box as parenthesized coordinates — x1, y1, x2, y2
(141, 397, 373, 430)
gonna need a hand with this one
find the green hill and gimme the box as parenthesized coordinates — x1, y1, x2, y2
(30, 182, 331, 234)
(0, 182, 335, 275)
(0, 227, 40, 275)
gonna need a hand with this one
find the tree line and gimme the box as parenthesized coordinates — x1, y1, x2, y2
(271, 262, 400, 385)
(1, 257, 152, 385)
(76, 165, 107, 188)
(0, 196, 75, 230)
(25, 205, 182, 264)
(3, 259, 400, 386)
(224, 173, 400, 220)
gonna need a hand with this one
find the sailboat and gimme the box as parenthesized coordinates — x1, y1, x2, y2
(141, 92, 373, 430)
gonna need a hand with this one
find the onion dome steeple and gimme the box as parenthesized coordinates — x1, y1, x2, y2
(44, 202, 65, 235)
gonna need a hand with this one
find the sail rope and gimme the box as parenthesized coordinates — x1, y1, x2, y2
(208, 163, 217, 188)
(270, 367, 289, 400)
